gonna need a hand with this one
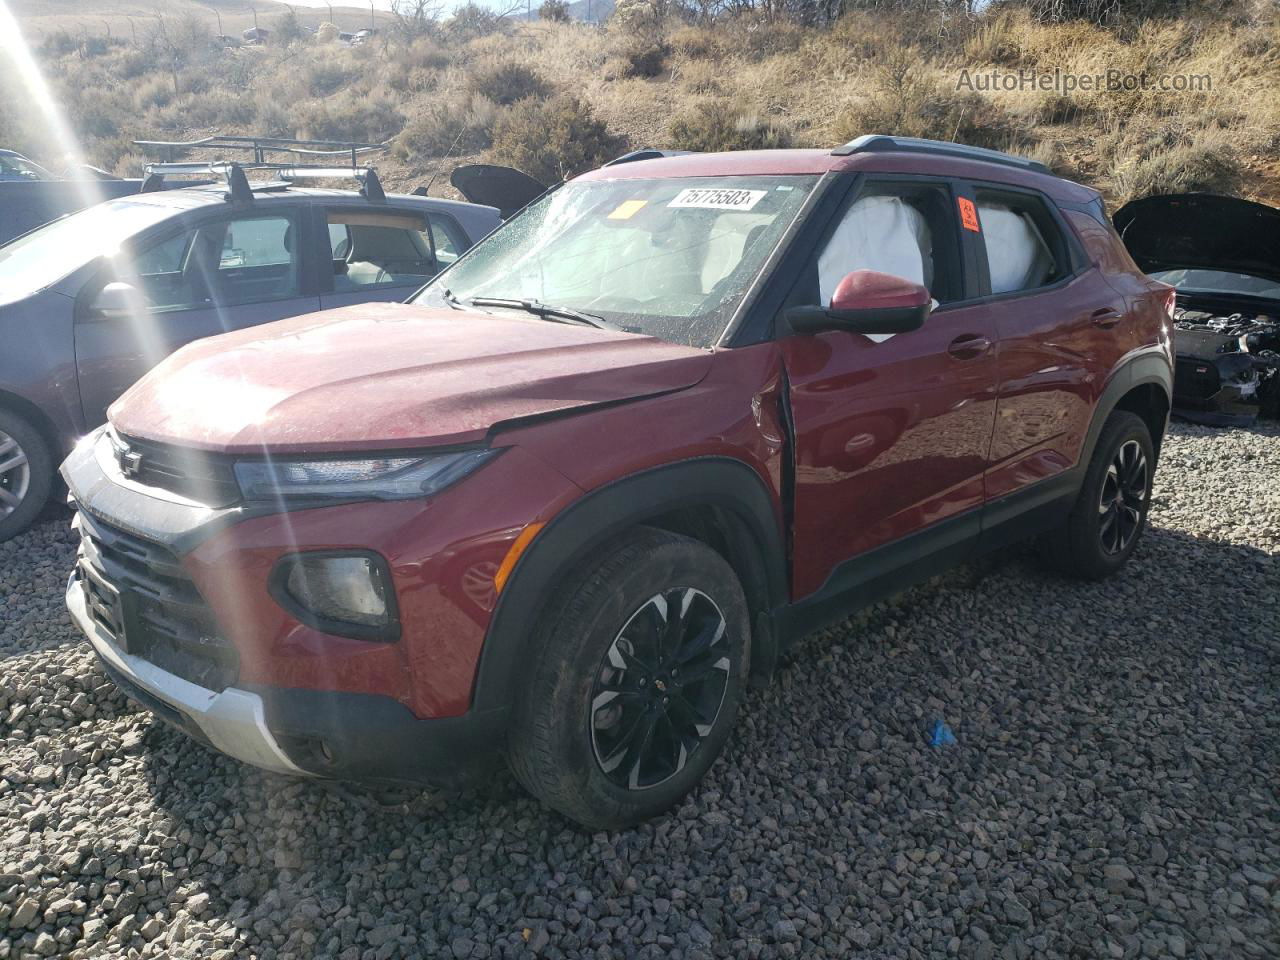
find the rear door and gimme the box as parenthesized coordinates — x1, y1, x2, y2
(74, 206, 319, 427)
(780, 176, 999, 599)
(318, 205, 461, 310)
(959, 182, 1125, 504)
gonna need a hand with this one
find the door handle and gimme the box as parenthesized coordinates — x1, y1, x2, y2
(947, 334, 991, 359)
(1090, 307, 1124, 328)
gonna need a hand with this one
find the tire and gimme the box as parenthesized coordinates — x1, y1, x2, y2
(0, 408, 54, 544)
(507, 528, 751, 830)
(1041, 410, 1154, 580)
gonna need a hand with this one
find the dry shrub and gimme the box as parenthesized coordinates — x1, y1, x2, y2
(446, 3, 511, 42)
(605, 36, 670, 79)
(832, 58, 1029, 153)
(1109, 127, 1242, 200)
(295, 91, 405, 144)
(488, 94, 626, 184)
(383, 37, 451, 93)
(133, 76, 175, 112)
(297, 59, 357, 98)
(668, 25, 724, 61)
(667, 101, 793, 151)
(395, 95, 499, 159)
(468, 59, 552, 105)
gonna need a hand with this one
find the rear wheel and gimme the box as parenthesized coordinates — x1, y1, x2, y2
(1042, 410, 1154, 580)
(507, 528, 750, 830)
(0, 409, 53, 543)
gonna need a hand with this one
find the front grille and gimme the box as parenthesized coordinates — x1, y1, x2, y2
(1174, 357, 1221, 402)
(114, 433, 240, 507)
(75, 509, 239, 692)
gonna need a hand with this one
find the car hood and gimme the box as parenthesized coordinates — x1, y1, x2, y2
(449, 164, 547, 219)
(1113, 193, 1280, 284)
(109, 302, 713, 454)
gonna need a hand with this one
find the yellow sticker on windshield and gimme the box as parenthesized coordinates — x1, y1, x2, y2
(608, 200, 648, 220)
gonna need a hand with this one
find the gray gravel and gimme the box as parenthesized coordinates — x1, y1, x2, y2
(2, 421, 1278, 960)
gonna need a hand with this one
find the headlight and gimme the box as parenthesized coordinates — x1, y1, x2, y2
(234, 449, 498, 501)
(272, 552, 398, 641)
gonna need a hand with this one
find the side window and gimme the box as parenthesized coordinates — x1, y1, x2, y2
(427, 213, 470, 267)
(214, 214, 301, 305)
(127, 226, 209, 313)
(326, 209, 438, 290)
(134, 231, 194, 277)
(974, 191, 1070, 295)
(811, 183, 963, 308)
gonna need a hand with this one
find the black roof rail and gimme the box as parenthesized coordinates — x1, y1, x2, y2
(604, 149, 695, 167)
(141, 162, 387, 203)
(134, 134, 388, 169)
(832, 135, 1050, 175)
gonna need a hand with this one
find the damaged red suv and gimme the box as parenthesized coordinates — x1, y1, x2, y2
(64, 137, 1174, 828)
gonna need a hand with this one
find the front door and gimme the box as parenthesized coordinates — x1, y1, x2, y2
(781, 179, 998, 599)
(74, 209, 319, 428)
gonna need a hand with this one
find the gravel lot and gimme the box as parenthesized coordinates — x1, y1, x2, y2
(2, 421, 1277, 960)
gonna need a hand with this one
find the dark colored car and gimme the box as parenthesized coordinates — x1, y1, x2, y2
(0, 172, 499, 541)
(63, 137, 1174, 828)
(0, 149, 54, 181)
(1115, 193, 1280, 425)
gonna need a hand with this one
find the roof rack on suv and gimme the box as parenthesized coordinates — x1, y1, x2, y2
(832, 135, 1050, 175)
(140, 161, 387, 203)
(133, 134, 387, 168)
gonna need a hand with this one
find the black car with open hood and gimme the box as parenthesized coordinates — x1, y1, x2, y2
(1115, 193, 1280, 425)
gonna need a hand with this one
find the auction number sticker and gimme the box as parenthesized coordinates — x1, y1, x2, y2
(668, 188, 766, 211)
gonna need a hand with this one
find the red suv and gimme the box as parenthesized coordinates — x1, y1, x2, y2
(63, 137, 1174, 829)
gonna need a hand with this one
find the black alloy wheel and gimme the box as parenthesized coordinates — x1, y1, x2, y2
(589, 587, 731, 790)
(1098, 438, 1148, 556)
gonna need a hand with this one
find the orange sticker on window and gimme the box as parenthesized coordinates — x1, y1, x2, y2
(958, 197, 980, 232)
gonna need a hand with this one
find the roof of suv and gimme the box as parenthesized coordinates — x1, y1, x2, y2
(578, 147, 1098, 205)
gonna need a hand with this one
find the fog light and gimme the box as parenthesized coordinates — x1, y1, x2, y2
(272, 552, 398, 641)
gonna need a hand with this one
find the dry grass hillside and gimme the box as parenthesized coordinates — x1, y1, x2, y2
(3, 0, 1279, 209)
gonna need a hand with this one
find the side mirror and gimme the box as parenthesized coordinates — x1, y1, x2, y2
(787, 270, 931, 335)
(88, 282, 146, 320)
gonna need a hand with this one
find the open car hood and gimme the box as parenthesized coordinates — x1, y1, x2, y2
(1113, 193, 1280, 285)
(449, 164, 547, 219)
(109, 302, 711, 454)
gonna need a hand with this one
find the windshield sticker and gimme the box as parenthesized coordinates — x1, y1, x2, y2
(607, 199, 648, 220)
(668, 188, 766, 211)
(958, 197, 980, 232)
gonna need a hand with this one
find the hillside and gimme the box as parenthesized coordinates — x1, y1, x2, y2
(2, 1, 1278, 209)
(9, 0, 391, 39)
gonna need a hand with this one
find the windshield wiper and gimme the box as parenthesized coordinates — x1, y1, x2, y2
(467, 297, 617, 331)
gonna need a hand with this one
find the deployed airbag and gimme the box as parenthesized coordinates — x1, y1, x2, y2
(979, 203, 1054, 294)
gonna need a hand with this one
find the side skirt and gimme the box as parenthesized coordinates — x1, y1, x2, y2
(773, 470, 1080, 647)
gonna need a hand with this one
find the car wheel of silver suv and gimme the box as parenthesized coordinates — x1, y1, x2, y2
(0, 409, 54, 543)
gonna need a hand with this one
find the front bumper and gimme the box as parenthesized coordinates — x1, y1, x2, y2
(67, 571, 306, 775)
(68, 570, 509, 785)
(60, 425, 563, 786)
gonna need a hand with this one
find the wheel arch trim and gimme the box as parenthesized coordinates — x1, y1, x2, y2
(1082, 352, 1172, 468)
(472, 456, 787, 714)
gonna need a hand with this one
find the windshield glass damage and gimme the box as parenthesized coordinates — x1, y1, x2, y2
(415, 175, 818, 348)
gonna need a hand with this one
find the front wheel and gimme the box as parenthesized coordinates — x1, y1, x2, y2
(0, 409, 54, 544)
(1042, 410, 1155, 580)
(507, 528, 750, 830)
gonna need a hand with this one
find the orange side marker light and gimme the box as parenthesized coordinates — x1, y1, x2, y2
(494, 522, 546, 594)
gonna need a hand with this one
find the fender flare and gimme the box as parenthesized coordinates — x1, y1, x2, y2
(471, 456, 788, 713)
(1080, 351, 1173, 469)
